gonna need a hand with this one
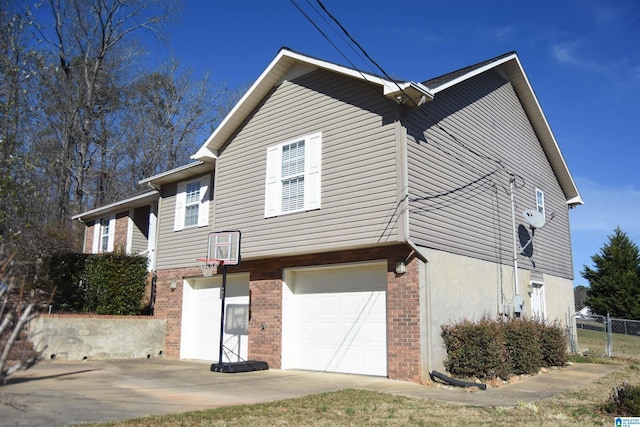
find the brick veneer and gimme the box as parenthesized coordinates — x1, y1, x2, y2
(154, 266, 201, 358)
(248, 280, 282, 368)
(153, 244, 423, 382)
(386, 257, 422, 383)
(85, 222, 96, 252)
(114, 211, 129, 251)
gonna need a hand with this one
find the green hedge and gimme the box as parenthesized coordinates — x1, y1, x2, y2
(46, 252, 148, 315)
(442, 317, 568, 380)
(85, 253, 148, 315)
(441, 316, 509, 380)
(48, 252, 89, 312)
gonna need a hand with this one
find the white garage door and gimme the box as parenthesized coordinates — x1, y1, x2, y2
(284, 262, 387, 376)
(180, 274, 249, 362)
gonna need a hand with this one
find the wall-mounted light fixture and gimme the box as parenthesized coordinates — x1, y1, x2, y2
(170, 279, 177, 290)
(527, 283, 533, 294)
(395, 261, 406, 274)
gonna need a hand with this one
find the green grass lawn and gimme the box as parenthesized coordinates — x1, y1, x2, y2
(577, 328, 640, 360)
(87, 360, 640, 427)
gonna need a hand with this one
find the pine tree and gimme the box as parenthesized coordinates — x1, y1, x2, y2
(583, 227, 640, 320)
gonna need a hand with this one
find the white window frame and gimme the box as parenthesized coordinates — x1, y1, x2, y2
(265, 132, 321, 218)
(174, 175, 210, 231)
(535, 188, 545, 218)
(92, 214, 115, 253)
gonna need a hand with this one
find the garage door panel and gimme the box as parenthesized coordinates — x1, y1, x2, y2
(288, 264, 387, 376)
(181, 275, 249, 363)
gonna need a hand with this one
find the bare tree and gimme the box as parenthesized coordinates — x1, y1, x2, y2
(0, 2, 40, 241)
(0, 250, 49, 383)
(116, 60, 227, 194)
(34, 0, 179, 217)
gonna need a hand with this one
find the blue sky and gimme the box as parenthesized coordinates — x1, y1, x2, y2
(154, 0, 640, 285)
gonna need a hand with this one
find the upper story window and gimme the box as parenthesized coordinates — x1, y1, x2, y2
(174, 175, 210, 231)
(92, 214, 115, 253)
(535, 188, 545, 218)
(265, 132, 321, 218)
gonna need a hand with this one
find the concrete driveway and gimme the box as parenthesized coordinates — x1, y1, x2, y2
(0, 358, 621, 427)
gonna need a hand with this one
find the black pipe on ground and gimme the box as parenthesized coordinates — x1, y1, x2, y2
(429, 370, 487, 390)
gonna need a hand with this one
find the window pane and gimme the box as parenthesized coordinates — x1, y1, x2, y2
(101, 219, 110, 252)
(186, 182, 200, 204)
(536, 190, 545, 215)
(184, 181, 201, 226)
(282, 176, 304, 212)
(282, 140, 305, 178)
(184, 205, 199, 227)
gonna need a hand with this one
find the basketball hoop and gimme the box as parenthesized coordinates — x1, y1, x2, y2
(197, 258, 223, 277)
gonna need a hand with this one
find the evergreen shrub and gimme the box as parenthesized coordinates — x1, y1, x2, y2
(85, 253, 148, 315)
(503, 319, 542, 375)
(441, 316, 567, 380)
(540, 321, 569, 367)
(441, 316, 509, 380)
(47, 252, 89, 312)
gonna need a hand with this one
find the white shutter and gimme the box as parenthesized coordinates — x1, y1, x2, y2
(265, 145, 282, 218)
(305, 132, 322, 211)
(198, 175, 210, 227)
(107, 215, 116, 252)
(92, 220, 100, 253)
(174, 182, 187, 231)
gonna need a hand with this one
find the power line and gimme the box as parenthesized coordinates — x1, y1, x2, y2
(293, 1, 532, 210)
(314, 0, 518, 182)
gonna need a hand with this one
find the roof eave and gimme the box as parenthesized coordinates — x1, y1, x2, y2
(139, 161, 213, 188)
(193, 48, 432, 160)
(71, 190, 159, 222)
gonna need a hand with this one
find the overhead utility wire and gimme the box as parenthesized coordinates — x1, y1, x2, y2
(297, 0, 525, 216)
(311, 0, 503, 189)
(315, 0, 524, 191)
(299, 0, 511, 207)
(289, 0, 405, 117)
(409, 171, 497, 214)
(303, 0, 371, 69)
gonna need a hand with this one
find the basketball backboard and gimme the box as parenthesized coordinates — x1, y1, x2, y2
(207, 230, 241, 266)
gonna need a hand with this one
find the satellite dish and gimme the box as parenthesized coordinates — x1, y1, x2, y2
(523, 210, 546, 229)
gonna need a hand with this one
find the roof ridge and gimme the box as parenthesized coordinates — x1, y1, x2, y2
(422, 51, 517, 88)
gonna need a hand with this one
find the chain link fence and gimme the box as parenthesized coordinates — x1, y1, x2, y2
(571, 313, 640, 360)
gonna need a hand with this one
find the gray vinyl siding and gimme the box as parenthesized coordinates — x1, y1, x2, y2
(406, 68, 574, 279)
(130, 205, 150, 256)
(155, 174, 214, 270)
(214, 69, 401, 258)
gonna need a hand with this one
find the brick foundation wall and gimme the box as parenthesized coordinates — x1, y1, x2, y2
(386, 257, 422, 382)
(248, 280, 282, 368)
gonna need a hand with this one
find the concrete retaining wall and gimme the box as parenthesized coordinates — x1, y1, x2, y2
(29, 314, 166, 361)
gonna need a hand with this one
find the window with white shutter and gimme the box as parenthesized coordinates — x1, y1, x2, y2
(92, 214, 115, 253)
(265, 132, 321, 218)
(174, 175, 210, 231)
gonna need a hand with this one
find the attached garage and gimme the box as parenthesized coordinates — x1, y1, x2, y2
(180, 274, 250, 362)
(282, 262, 388, 376)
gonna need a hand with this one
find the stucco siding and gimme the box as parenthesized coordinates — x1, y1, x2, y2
(407, 68, 573, 279)
(155, 174, 214, 270)
(422, 247, 573, 372)
(213, 69, 401, 258)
